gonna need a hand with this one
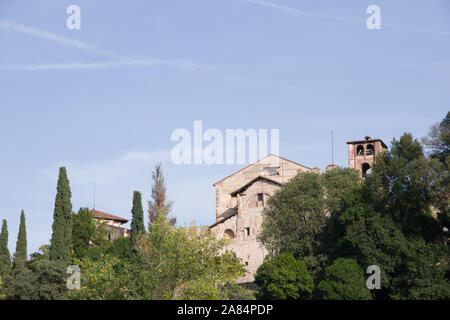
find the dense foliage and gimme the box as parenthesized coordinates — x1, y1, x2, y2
(257, 113, 450, 300)
(3, 259, 67, 300)
(255, 253, 313, 300)
(67, 211, 248, 300)
(315, 258, 372, 300)
(72, 208, 108, 259)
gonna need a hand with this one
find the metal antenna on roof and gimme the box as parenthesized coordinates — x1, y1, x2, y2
(93, 183, 96, 211)
(331, 131, 335, 165)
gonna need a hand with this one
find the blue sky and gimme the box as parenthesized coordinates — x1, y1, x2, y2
(0, 0, 449, 255)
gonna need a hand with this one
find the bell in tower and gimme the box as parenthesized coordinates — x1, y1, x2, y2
(347, 136, 387, 177)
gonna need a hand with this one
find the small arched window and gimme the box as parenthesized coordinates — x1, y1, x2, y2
(362, 163, 371, 177)
(366, 144, 374, 156)
(356, 145, 364, 156)
(257, 193, 264, 207)
(223, 229, 235, 240)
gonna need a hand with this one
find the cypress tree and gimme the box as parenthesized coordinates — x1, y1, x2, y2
(13, 210, 27, 268)
(0, 220, 11, 275)
(131, 191, 145, 250)
(72, 208, 97, 259)
(49, 167, 73, 265)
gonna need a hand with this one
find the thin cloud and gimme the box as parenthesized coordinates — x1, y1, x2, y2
(243, 0, 450, 36)
(243, 0, 360, 23)
(0, 20, 123, 59)
(0, 59, 208, 71)
(0, 20, 208, 71)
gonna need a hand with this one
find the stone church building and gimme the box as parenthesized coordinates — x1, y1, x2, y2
(210, 136, 387, 283)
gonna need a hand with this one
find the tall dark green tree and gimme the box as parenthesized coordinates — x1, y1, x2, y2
(49, 167, 73, 265)
(72, 208, 105, 259)
(13, 210, 27, 268)
(131, 191, 146, 250)
(0, 220, 11, 275)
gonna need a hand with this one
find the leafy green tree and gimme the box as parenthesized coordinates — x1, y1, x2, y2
(66, 254, 139, 300)
(72, 208, 95, 259)
(365, 133, 443, 240)
(72, 208, 108, 259)
(339, 194, 449, 300)
(68, 210, 245, 300)
(130, 191, 146, 251)
(29, 245, 50, 262)
(422, 111, 450, 162)
(50, 167, 73, 265)
(340, 213, 406, 293)
(259, 168, 361, 278)
(139, 211, 245, 300)
(255, 253, 313, 300)
(315, 258, 372, 300)
(0, 220, 10, 275)
(259, 172, 326, 259)
(336, 132, 449, 300)
(13, 210, 27, 268)
(218, 282, 256, 300)
(316, 168, 363, 268)
(106, 236, 134, 261)
(421, 113, 450, 231)
(84, 236, 134, 262)
(390, 237, 450, 300)
(321, 167, 361, 215)
(3, 259, 67, 300)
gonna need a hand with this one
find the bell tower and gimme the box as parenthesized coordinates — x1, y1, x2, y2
(347, 136, 387, 177)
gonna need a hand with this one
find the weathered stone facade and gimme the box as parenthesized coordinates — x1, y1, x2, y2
(210, 138, 387, 283)
(210, 154, 315, 283)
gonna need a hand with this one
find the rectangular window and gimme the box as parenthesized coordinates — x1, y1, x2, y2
(262, 166, 279, 176)
(258, 193, 264, 202)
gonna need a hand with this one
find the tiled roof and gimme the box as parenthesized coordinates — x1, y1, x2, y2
(93, 210, 129, 223)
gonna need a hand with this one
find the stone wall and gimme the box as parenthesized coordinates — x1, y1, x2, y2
(211, 154, 314, 283)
